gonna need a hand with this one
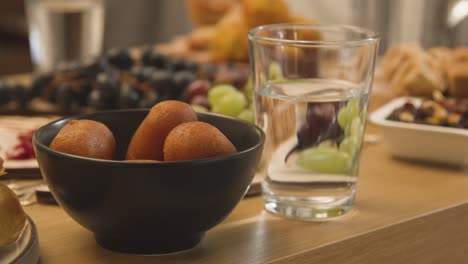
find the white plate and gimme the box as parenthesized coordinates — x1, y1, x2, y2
(0, 217, 40, 264)
(369, 97, 468, 166)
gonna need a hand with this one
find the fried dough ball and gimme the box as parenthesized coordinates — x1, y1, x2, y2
(126, 100, 198, 161)
(164, 121, 237, 161)
(50, 120, 116, 160)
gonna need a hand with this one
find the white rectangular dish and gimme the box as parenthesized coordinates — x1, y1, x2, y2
(369, 97, 468, 167)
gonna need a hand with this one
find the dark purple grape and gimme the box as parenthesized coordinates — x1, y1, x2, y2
(184, 60, 199, 72)
(297, 123, 320, 149)
(181, 80, 210, 102)
(231, 69, 249, 89)
(54, 83, 77, 112)
(88, 73, 119, 110)
(0, 81, 10, 105)
(171, 70, 195, 98)
(148, 70, 173, 97)
(6, 81, 29, 107)
(139, 90, 159, 108)
(81, 57, 109, 78)
(107, 48, 134, 70)
(190, 95, 210, 109)
(76, 82, 93, 106)
(196, 63, 218, 81)
(30, 72, 54, 98)
(169, 58, 188, 72)
(118, 83, 141, 109)
(306, 103, 336, 127)
(131, 67, 154, 82)
(140, 45, 154, 65)
(145, 50, 168, 69)
(318, 122, 342, 142)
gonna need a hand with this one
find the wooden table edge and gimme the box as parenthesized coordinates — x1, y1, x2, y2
(266, 200, 468, 264)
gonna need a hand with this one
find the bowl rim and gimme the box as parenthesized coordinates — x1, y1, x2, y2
(33, 109, 265, 166)
(369, 96, 468, 137)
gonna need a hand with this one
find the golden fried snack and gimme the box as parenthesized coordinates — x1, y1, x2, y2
(0, 182, 27, 247)
(50, 120, 116, 160)
(164, 121, 237, 161)
(188, 26, 216, 50)
(210, 5, 250, 61)
(126, 101, 198, 161)
(186, 0, 238, 26)
(241, 0, 290, 28)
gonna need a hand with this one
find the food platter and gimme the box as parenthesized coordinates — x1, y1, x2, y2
(0, 217, 40, 264)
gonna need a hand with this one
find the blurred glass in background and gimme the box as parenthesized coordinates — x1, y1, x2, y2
(25, 0, 104, 72)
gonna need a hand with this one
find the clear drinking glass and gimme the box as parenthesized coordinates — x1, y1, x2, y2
(25, 0, 105, 72)
(248, 24, 379, 220)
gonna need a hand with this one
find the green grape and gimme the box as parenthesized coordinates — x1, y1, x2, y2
(339, 137, 359, 156)
(208, 84, 237, 106)
(268, 62, 284, 81)
(191, 104, 208, 113)
(297, 147, 350, 174)
(244, 76, 253, 102)
(211, 91, 247, 117)
(338, 106, 349, 129)
(237, 108, 255, 123)
(360, 105, 368, 122)
(317, 140, 338, 149)
(347, 98, 361, 120)
(345, 116, 362, 138)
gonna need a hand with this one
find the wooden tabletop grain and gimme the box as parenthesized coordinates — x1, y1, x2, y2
(7, 75, 468, 263)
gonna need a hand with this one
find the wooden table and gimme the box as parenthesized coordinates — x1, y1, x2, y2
(5, 76, 468, 263)
(19, 124, 468, 263)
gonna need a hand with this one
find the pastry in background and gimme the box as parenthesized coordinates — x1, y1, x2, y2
(210, 5, 250, 62)
(452, 48, 468, 64)
(0, 182, 27, 247)
(241, 0, 290, 28)
(187, 26, 216, 50)
(427, 46, 453, 81)
(184, 0, 320, 62)
(381, 43, 445, 97)
(447, 62, 468, 98)
(186, 0, 238, 26)
(381, 43, 422, 81)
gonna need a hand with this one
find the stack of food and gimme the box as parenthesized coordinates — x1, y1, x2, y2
(381, 43, 468, 98)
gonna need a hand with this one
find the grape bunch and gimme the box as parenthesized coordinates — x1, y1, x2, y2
(296, 98, 365, 175)
(0, 46, 251, 117)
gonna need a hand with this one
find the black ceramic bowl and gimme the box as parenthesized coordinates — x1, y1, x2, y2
(33, 110, 264, 254)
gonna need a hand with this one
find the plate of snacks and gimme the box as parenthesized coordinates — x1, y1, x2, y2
(370, 94, 468, 166)
(0, 168, 40, 263)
